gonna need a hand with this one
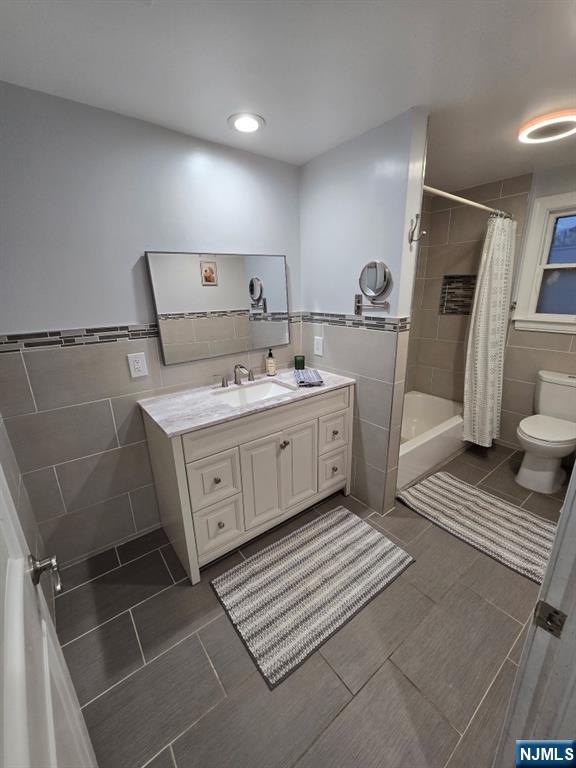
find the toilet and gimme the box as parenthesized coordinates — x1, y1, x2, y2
(516, 370, 576, 494)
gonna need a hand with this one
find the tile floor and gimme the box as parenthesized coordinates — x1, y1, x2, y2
(56, 446, 567, 768)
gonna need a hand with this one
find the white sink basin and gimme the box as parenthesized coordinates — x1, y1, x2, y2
(212, 379, 297, 407)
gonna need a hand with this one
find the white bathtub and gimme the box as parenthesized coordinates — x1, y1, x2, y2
(397, 391, 464, 490)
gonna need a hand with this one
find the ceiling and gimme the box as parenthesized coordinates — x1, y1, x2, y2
(0, 0, 575, 190)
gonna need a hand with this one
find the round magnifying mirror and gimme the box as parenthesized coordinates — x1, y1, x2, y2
(359, 261, 392, 300)
(249, 277, 263, 303)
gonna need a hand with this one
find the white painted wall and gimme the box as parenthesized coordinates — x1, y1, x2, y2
(299, 108, 428, 317)
(0, 82, 301, 333)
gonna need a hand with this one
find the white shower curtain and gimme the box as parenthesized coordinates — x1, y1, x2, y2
(463, 214, 517, 447)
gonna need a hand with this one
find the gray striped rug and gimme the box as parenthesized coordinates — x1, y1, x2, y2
(397, 471, 557, 583)
(211, 506, 413, 688)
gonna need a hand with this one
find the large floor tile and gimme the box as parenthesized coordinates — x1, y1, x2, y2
(172, 655, 351, 768)
(479, 454, 530, 503)
(509, 623, 529, 665)
(446, 660, 517, 768)
(459, 444, 515, 472)
(320, 577, 433, 694)
(522, 492, 563, 522)
(198, 615, 256, 694)
(402, 526, 482, 602)
(461, 553, 539, 623)
(131, 552, 242, 661)
(62, 613, 143, 705)
(315, 491, 372, 519)
(83, 635, 223, 768)
(391, 582, 520, 732)
(60, 549, 120, 593)
(145, 749, 175, 768)
(440, 456, 489, 485)
(375, 501, 432, 543)
(294, 661, 459, 768)
(55, 550, 172, 644)
(117, 527, 168, 564)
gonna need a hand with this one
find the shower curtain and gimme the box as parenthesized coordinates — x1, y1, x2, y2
(463, 215, 517, 447)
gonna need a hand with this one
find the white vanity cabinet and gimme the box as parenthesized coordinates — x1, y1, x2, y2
(141, 377, 354, 584)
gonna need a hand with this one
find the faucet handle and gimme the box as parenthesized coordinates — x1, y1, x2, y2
(248, 369, 255, 381)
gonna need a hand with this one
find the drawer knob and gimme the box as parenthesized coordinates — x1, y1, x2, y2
(280, 440, 290, 449)
(332, 429, 339, 437)
(332, 466, 339, 473)
(217, 521, 226, 530)
(213, 477, 222, 485)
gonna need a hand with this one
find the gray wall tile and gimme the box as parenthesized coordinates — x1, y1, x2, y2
(352, 458, 385, 512)
(56, 442, 152, 511)
(0, 352, 36, 417)
(5, 400, 117, 472)
(130, 484, 160, 531)
(22, 467, 66, 522)
(23, 339, 162, 410)
(352, 419, 389, 471)
(39, 495, 135, 563)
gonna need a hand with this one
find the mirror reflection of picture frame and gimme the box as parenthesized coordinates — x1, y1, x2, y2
(200, 260, 218, 286)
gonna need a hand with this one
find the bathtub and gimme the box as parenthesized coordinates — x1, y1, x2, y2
(397, 391, 464, 490)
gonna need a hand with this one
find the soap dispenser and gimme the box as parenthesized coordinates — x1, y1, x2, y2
(265, 348, 277, 376)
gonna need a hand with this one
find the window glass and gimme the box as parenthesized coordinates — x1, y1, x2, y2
(548, 214, 576, 264)
(536, 268, 576, 314)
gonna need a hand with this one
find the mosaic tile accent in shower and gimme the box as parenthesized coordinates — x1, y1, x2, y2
(439, 275, 477, 315)
(0, 324, 159, 352)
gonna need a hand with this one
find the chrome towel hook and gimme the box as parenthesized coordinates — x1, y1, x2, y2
(408, 213, 428, 246)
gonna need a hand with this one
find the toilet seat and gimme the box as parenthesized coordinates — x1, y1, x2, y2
(518, 414, 576, 446)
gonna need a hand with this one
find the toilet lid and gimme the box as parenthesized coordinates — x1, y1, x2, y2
(519, 414, 576, 444)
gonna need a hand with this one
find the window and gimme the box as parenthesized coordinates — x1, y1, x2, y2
(514, 191, 576, 333)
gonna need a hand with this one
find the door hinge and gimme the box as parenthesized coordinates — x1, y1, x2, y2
(534, 599, 567, 638)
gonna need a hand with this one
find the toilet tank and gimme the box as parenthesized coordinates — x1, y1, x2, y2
(536, 370, 576, 422)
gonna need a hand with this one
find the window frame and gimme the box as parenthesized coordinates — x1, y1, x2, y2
(513, 190, 576, 334)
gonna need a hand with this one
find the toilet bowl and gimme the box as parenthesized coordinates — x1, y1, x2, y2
(515, 370, 576, 494)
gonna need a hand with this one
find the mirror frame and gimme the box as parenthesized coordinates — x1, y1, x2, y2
(358, 260, 393, 301)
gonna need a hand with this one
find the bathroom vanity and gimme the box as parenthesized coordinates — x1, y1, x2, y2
(139, 370, 355, 583)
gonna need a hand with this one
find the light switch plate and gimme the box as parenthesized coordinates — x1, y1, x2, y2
(313, 336, 323, 356)
(127, 352, 148, 378)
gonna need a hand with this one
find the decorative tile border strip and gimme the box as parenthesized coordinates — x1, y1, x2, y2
(0, 310, 409, 353)
(157, 309, 249, 319)
(299, 311, 410, 332)
(0, 323, 159, 353)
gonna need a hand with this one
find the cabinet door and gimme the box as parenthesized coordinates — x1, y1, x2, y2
(240, 433, 283, 530)
(281, 420, 318, 509)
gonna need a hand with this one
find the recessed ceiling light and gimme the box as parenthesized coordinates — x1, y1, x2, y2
(227, 113, 266, 133)
(518, 109, 576, 144)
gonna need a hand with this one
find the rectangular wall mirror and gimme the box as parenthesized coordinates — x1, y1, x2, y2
(147, 251, 290, 365)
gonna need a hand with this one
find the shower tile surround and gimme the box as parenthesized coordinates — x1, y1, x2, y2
(0, 313, 408, 564)
(408, 175, 533, 402)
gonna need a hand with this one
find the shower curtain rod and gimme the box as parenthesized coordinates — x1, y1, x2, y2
(423, 184, 513, 219)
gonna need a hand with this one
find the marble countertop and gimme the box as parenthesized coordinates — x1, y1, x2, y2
(138, 369, 355, 438)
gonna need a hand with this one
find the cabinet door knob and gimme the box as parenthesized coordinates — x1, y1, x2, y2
(332, 466, 338, 473)
(332, 429, 339, 437)
(217, 520, 225, 529)
(280, 440, 290, 449)
(213, 476, 222, 484)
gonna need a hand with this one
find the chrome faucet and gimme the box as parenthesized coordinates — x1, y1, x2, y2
(234, 363, 249, 385)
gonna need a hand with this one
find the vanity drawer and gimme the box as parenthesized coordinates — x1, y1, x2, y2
(186, 447, 241, 511)
(318, 447, 348, 492)
(318, 410, 348, 455)
(193, 495, 245, 558)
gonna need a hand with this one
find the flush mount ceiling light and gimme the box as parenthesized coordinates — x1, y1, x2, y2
(227, 113, 266, 133)
(518, 109, 576, 144)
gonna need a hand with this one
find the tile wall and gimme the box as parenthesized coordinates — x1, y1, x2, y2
(301, 320, 407, 514)
(407, 174, 532, 402)
(0, 333, 299, 565)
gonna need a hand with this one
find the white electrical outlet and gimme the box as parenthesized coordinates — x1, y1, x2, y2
(313, 336, 323, 356)
(127, 352, 148, 378)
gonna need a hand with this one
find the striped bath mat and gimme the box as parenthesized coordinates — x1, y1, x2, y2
(211, 506, 413, 688)
(397, 471, 557, 583)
